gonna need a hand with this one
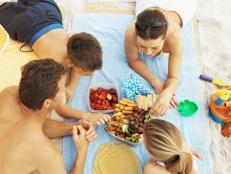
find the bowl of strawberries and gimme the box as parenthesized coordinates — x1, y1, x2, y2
(88, 83, 119, 113)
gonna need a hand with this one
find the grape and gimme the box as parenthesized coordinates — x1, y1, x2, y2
(138, 127, 143, 134)
(133, 113, 139, 118)
(133, 107, 138, 112)
(137, 108, 143, 114)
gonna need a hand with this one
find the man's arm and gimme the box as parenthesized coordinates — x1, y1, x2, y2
(43, 118, 80, 138)
(35, 130, 88, 174)
(70, 126, 89, 174)
(43, 119, 97, 141)
(124, 24, 164, 93)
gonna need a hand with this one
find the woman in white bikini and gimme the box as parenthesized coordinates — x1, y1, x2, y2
(124, 0, 198, 116)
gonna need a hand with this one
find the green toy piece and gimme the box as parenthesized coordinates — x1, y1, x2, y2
(178, 100, 198, 116)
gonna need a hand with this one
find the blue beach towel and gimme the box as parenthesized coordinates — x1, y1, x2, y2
(63, 13, 213, 174)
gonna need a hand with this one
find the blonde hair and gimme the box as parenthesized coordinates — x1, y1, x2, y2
(144, 119, 193, 174)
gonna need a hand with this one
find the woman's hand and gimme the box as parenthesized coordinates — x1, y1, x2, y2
(150, 89, 173, 116)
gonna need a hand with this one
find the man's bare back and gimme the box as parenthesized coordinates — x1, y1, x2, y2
(0, 86, 66, 174)
(0, 59, 96, 174)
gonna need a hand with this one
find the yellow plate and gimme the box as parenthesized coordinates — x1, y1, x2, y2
(0, 25, 9, 53)
(92, 143, 142, 174)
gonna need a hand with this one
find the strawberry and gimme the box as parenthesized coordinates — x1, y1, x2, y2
(103, 105, 108, 110)
(105, 100, 110, 106)
(101, 100, 107, 106)
(90, 88, 96, 94)
(111, 103, 116, 109)
(98, 94, 106, 100)
(94, 100, 101, 104)
(107, 106, 112, 110)
(97, 87, 105, 93)
(112, 94, 118, 103)
(108, 88, 117, 94)
(91, 103, 96, 109)
(99, 91, 107, 97)
(89, 91, 98, 101)
(95, 104, 104, 110)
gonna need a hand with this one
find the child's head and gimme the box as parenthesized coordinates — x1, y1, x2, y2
(135, 7, 167, 57)
(144, 119, 193, 174)
(67, 32, 102, 75)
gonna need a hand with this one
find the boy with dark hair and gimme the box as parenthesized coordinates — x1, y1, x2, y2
(0, 0, 108, 124)
(0, 59, 95, 174)
(0, 0, 102, 100)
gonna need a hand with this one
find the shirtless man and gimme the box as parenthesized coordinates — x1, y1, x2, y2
(125, 0, 198, 116)
(0, 59, 95, 174)
(0, 0, 110, 125)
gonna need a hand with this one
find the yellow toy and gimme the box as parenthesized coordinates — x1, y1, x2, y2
(215, 89, 231, 100)
(0, 24, 9, 53)
(199, 74, 231, 87)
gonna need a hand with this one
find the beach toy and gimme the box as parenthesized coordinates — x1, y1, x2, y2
(215, 89, 231, 100)
(199, 74, 231, 87)
(221, 122, 231, 137)
(0, 24, 9, 53)
(178, 99, 198, 116)
(209, 88, 231, 124)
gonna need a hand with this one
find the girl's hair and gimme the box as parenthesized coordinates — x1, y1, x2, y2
(144, 119, 193, 174)
(135, 7, 168, 40)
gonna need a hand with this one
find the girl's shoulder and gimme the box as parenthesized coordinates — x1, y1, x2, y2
(144, 161, 170, 174)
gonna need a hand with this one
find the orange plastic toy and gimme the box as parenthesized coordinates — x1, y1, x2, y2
(209, 88, 231, 124)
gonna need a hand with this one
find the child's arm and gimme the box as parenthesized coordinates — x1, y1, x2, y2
(55, 104, 111, 125)
(66, 67, 81, 101)
(125, 25, 164, 93)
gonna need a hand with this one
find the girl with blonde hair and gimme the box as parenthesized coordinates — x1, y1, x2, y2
(143, 119, 203, 174)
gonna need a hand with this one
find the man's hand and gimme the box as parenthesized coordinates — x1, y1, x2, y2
(72, 125, 88, 152)
(150, 89, 172, 116)
(78, 119, 97, 142)
(83, 112, 111, 126)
